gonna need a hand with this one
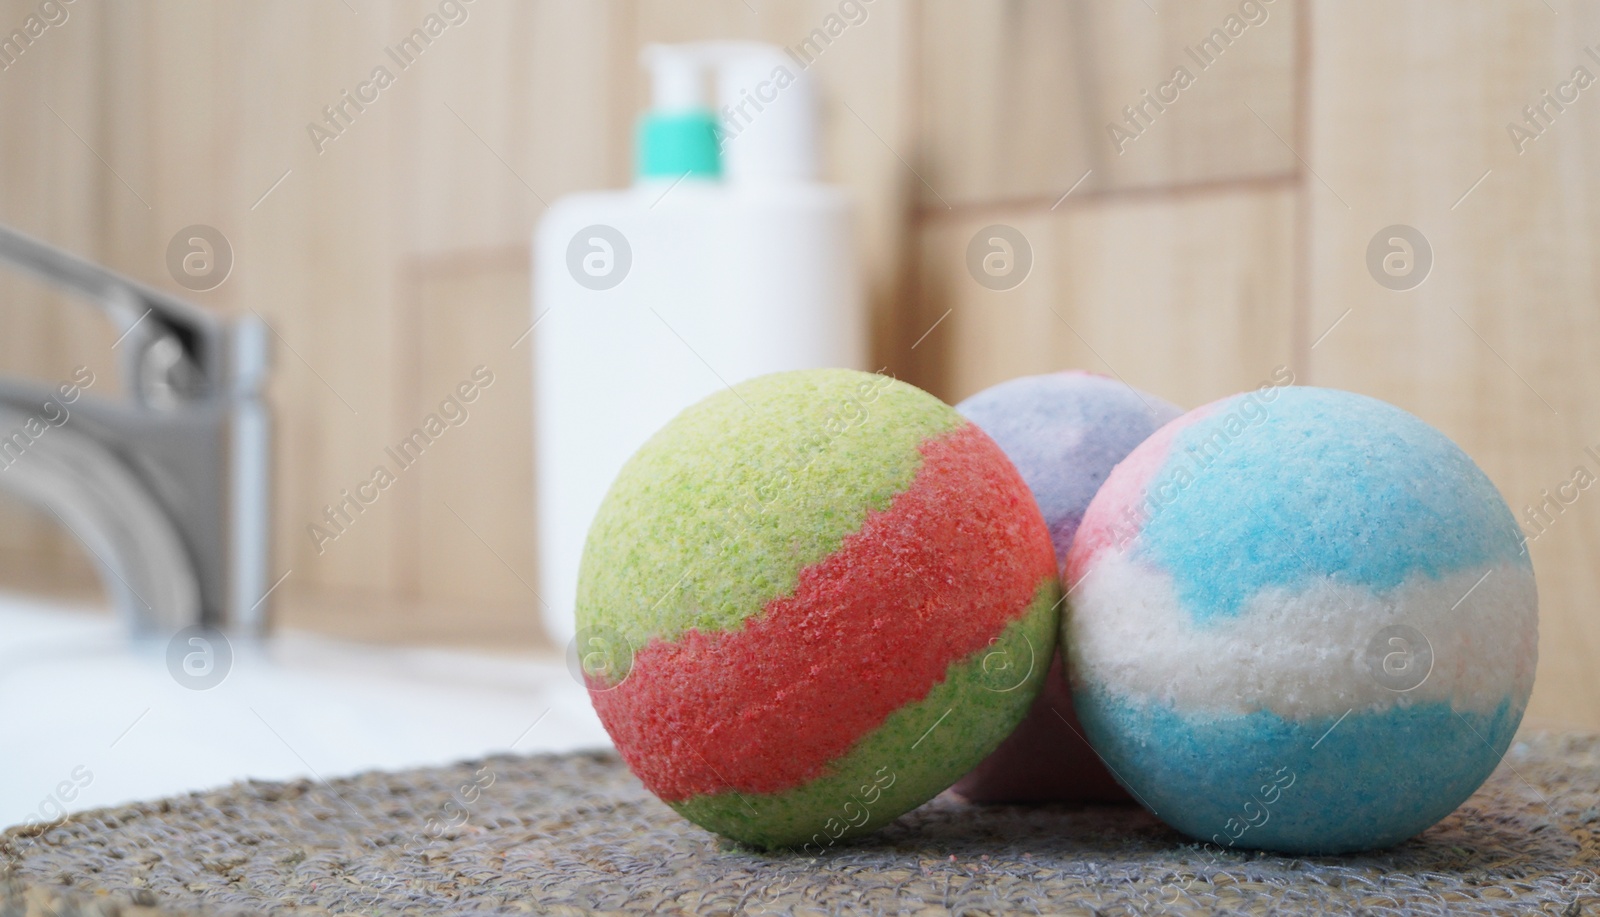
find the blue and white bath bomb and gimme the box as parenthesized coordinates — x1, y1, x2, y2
(1065, 384, 1538, 854)
(951, 371, 1182, 804)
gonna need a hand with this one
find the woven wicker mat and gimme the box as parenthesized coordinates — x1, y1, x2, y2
(3, 731, 1598, 917)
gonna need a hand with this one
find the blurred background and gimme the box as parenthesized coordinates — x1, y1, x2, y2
(0, 0, 1595, 820)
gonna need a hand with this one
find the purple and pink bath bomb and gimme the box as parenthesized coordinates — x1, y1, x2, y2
(951, 371, 1182, 804)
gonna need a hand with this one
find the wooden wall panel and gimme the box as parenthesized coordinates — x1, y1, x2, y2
(406, 251, 541, 634)
(914, 188, 1297, 410)
(916, 0, 1298, 208)
(1303, 0, 1600, 728)
(256, 0, 634, 622)
(276, 250, 544, 650)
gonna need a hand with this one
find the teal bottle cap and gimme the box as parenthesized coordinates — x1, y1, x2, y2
(637, 110, 722, 180)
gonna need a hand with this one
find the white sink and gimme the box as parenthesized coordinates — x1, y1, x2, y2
(0, 591, 609, 829)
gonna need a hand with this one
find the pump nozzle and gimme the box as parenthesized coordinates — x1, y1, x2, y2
(637, 44, 722, 180)
(642, 44, 703, 112)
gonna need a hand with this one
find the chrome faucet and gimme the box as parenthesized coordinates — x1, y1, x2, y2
(0, 223, 271, 635)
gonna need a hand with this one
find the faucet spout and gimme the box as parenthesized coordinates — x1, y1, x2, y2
(0, 400, 201, 634)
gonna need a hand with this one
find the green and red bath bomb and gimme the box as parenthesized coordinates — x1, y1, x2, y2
(576, 369, 1060, 849)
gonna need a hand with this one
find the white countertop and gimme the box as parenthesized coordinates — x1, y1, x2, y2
(0, 591, 611, 830)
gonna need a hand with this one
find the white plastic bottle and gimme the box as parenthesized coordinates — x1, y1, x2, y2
(532, 42, 865, 647)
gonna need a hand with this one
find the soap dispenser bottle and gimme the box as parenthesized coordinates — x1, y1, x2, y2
(532, 42, 865, 647)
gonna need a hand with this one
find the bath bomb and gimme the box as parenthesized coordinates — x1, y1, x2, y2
(577, 369, 1060, 850)
(1065, 384, 1538, 854)
(950, 371, 1182, 804)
